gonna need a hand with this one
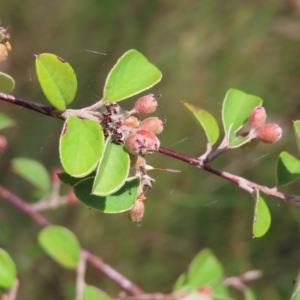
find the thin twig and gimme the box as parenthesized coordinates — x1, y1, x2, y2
(75, 251, 87, 300)
(0, 185, 144, 295)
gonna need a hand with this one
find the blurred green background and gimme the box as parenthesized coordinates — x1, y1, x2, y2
(1, 0, 300, 299)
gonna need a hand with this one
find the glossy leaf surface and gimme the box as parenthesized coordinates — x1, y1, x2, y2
(103, 50, 162, 102)
(59, 116, 104, 178)
(252, 189, 271, 238)
(93, 137, 130, 196)
(276, 151, 300, 186)
(12, 157, 51, 193)
(0, 71, 15, 93)
(0, 248, 16, 289)
(74, 177, 139, 213)
(36, 53, 77, 111)
(182, 101, 219, 145)
(38, 225, 80, 269)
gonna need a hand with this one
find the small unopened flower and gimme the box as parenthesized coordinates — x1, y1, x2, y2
(129, 199, 145, 222)
(134, 94, 160, 114)
(139, 117, 164, 135)
(256, 123, 282, 144)
(249, 106, 266, 129)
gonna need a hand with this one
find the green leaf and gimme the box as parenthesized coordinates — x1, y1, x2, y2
(0, 112, 15, 130)
(222, 89, 262, 147)
(12, 157, 51, 193)
(0, 71, 15, 93)
(244, 288, 257, 300)
(84, 285, 111, 300)
(0, 248, 16, 289)
(59, 116, 104, 178)
(211, 279, 230, 298)
(182, 102, 219, 145)
(294, 121, 300, 156)
(173, 273, 187, 292)
(103, 50, 162, 103)
(35, 53, 77, 111)
(186, 248, 223, 289)
(58, 172, 92, 187)
(93, 137, 130, 196)
(276, 151, 300, 186)
(38, 225, 80, 269)
(74, 177, 139, 213)
(252, 189, 271, 238)
(291, 269, 300, 300)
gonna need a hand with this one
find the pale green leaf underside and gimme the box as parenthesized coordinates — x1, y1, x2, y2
(38, 225, 80, 269)
(103, 49, 162, 102)
(0, 248, 16, 289)
(276, 151, 300, 186)
(92, 136, 130, 196)
(59, 116, 104, 178)
(0, 71, 15, 93)
(252, 189, 271, 238)
(182, 101, 219, 145)
(36, 53, 77, 111)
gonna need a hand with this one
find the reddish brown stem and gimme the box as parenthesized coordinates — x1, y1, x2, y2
(0, 184, 144, 295)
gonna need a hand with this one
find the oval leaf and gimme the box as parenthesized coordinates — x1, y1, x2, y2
(92, 136, 130, 196)
(0, 248, 16, 289)
(186, 248, 223, 289)
(84, 285, 111, 300)
(103, 50, 162, 103)
(0, 112, 15, 130)
(36, 53, 77, 111)
(0, 71, 15, 93)
(74, 177, 139, 213)
(38, 225, 80, 269)
(182, 102, 219, 145)
(12, 157, 51, 193)
(59, 116, 104, 177)
(222, 89, 262, 147)
(252, 189, 271, 238)
(276, 151, 300, 186)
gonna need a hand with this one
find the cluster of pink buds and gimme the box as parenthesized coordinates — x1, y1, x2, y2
(248, 106, 282, 144)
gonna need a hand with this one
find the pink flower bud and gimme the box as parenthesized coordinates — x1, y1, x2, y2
(249, 106, 266, 129)
(256, 123, 282, 144)
(139, 117, 164, 135)
(124, 133, 149, 155)
(123, 116, 140, 128)
(136, 129, 160, 152)
(0, 44, 8, 62)
(130, 155, 146, 169)
(129, 199, 145, 222)
(134, 94, 160, 114)
(0, 135, 7, 150)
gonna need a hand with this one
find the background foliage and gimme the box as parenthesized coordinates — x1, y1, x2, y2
(1, 1, 300, 299)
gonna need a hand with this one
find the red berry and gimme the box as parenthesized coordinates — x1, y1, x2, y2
(139, 117, 164, 135)
(256, 123, 282, 144)
(249, 106, 266, 129)
(124, 133, 149, 155)
(129, 199, 144, 222)
(123, 116, 140, 128)
(134, 94, 159, 114)
(136, 129, 160, 152)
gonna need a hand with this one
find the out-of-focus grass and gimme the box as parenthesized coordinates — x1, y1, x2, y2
(1, 1, 300, 299)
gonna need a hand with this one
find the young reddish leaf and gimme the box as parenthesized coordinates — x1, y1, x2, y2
(276, 151, 300, 186)
(92, 136, 130, 196)
(222, 89, 262, 147)
(38, 225, 80, 269)
(186, 248, 223, 289)
(0, 112, 15, 130)
(74, 177, 139, 213)
(182, 102, 219, 145)
(36, 53, 77, 111)
(84, 285, 111, 300)
(59, 116, 104, 178)
(0, 248, 16, 289)
(0, 71, 15, 93)
(103, 50, 162, 103)
(12, 157, 51, 193)
(252, 189, 271, 238)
